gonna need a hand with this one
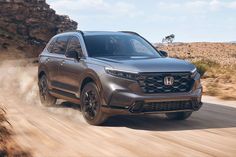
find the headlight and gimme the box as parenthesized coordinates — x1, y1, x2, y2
(191, 67, 198, 78)
(105, 67, 138, 80)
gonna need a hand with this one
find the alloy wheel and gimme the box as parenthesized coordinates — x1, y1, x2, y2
(82, 89, 99, 120)
(39, 77, 48, 101)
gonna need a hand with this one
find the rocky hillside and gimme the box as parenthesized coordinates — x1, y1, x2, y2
(0, 0, 77, 59)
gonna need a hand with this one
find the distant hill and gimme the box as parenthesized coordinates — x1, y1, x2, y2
(156, 42, 236, 65)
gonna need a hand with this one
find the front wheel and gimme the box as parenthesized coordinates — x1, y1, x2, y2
(165, 111, 192, 120)
(38, 75, 56, 106)
(81, 82, 107, 125)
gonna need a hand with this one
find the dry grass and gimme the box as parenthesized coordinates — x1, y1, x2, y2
(201, 65, 236, 100)
(158, 42, 236, 65)
(158, 42, 236, 100)
(0, 105, 31, 157)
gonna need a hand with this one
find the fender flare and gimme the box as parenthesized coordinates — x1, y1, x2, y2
(78, 69, 107, 105)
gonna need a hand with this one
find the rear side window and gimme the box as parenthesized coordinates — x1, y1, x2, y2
(66, 37, 83, 56)
(52, 36, 69, 55)
(47, 38, 56, 53)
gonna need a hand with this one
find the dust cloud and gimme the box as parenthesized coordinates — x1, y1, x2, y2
(0, 59, 40, 106)
(0, 59, 86, 123)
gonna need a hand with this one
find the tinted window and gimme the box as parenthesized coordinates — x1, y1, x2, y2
(84, 34, 161, 58)
(47, 38, 56, 53)
(66, 37, 83, 56)
(131, 39, 149, 54)
(53, 36, 69, 55)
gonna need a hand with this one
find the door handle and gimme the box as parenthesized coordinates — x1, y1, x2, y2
(60, 60, 66, 66)
(45, 58, 50, 63)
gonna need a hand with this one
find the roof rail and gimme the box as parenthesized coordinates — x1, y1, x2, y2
(119, 31, 140, 36)
(57, 30, 83, 35)
(76, 30, 84, 35)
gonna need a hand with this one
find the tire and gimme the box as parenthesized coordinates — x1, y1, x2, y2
(165, 111, 192, 120)
(38, 75, 56, 106)
(81, 82, 107, 125)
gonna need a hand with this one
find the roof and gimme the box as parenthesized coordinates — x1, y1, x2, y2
(82, 31, 136, 36)
(55, 31, 139, 37)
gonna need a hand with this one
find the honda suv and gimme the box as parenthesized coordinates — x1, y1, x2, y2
(38, 31, 202, 125)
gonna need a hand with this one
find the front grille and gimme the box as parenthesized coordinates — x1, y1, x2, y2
(130, 101, 193, 113)
(138, 72, 194, 94)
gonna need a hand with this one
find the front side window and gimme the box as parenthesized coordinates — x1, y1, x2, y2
(84, 34, 161, 58)
(53, 36, 69, 55)
(66, 37, 83, 56)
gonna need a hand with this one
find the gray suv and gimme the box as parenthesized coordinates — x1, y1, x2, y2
(38, 31, 202, 125)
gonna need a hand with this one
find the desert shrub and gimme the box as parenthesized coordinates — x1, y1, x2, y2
(206, 82, 219, 96)
(205, 59, 220, 67)
(195, 63, 207, 76)
(192, 59, 219, 77)
(0, 107, 31, 157)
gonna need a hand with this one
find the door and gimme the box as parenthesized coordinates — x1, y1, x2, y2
(49, 35, 70, 89)
(58, 36, 85, 94)
(44, 38, 59, 83)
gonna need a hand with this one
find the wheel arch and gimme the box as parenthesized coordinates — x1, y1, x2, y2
(79, 71, 102, 93)
(79, 69, 106, 105)
(38, 70, 46, 79)
(80, 77, 95, 92)
(38, 63, 48, 79)
(38, 68, 52, 89)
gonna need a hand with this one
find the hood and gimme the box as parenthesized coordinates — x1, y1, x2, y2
(94, 56, 195, 73)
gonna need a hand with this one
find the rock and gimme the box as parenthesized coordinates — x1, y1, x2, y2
(0, 0, 78, 58)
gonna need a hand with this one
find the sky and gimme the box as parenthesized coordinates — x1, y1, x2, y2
(47, 0, 236, 43)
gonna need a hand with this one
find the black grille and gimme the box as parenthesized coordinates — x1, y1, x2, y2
(138, 72, 194, 94)
(130, 101, 193, 113)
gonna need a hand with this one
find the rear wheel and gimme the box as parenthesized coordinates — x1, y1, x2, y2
(165, 111, 192, 120)
(38, 75, 56, 106)
(81, 82, 107, 125)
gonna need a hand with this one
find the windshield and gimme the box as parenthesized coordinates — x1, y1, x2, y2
(84, 34, 161, 58)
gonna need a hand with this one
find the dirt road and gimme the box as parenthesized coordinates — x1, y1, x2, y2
(0, 60, 236, 157)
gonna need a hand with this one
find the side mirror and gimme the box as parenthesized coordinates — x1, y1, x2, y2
(159, 50, 168, 57)
(66, 51, 80, 60)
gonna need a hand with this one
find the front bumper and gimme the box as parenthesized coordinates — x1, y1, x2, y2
(102, 87, 202, 115)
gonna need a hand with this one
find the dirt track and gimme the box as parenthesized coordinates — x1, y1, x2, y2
(0, 60, 236, 157)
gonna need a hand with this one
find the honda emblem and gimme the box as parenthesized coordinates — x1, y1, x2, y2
(164, 76, 174, 86)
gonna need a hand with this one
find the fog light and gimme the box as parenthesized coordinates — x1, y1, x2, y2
(130, 101, 144, 113)
(192, 99, 202, 111)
